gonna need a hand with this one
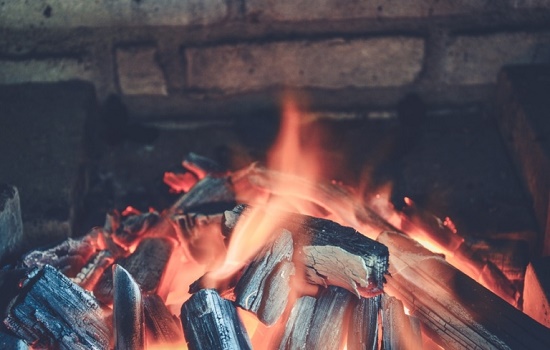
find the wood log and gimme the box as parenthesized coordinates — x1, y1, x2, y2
(347, 295, 380, 350)
(381, 294, 423, 350)
(94, 237, 173, 304)
(114, 211, 160, 247)
(0, 184, 23, 264)
(276, 296, 317, 350)
(4, 265, 110, 350)
(235, 229, 295, 326)
(306, 286, 354, 350)
(180, 289, 252, 350)
(182, 152, 224, 178)
(113, 264, 145, 350)
(143, 294, 184, 345)
(224, 205, 389, 297)
(378, 231, 550, 350)
(172, 175, 235, 214)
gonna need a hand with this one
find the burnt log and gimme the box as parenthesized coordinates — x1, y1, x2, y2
(94, 237, 173, 304)
(143, 294, 184, 345)
(4, 265, 110, 350)
(181, 289, 252, 350)
(523, 256, 550, 328)
(378, 231, 550, 350)
(182, 152, 225, 178)
(224, 205, 389, 297)
(113, 211, 160, 247)
(381, 294, 423, 350)
(347, 295, 380, 350)
(172, 175, 235, 214)
(235, 229, 295, 325)
(277, 296, 317, 350)
(0, 184, 23, 264)
(113, 264, 145, 350)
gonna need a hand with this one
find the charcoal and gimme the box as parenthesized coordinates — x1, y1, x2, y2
(4, 265, 110, 350)
(235, 229, 295, 325)
(114, 211, 160, 246)
(0, 329, 26, 350)
(347, 295, 380, 350)
(306, 286, 354, 350)
(143, 294, 184, 345)
(94, 237, 172, 304)
(378, 231, 550, 350)
(183, 152, 224, 177)
(113, 264, 144, 350)
(172, 175, 235, 214)
(0, 184, 23, 263)
(277, 296, 316, 350)
(181, 289, 252, 350)
(381, 294, 422, 350)
(72, 250, 115, 290)
(224, 205, 389, 297)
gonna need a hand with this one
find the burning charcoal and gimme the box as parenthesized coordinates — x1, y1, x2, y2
(4, 265, 110, 350)
(113, 264, 145, 350)
(0, 184, 23, 263)
(94, 238, 173, 304)
(307, 286, 354, 350)
(347, 295, 380, 350)
(235, 229, 295, 325)
(183, 152, 225, 178)
(0, 329, 26, 350)
(381, 294, 422, 350)
(72, 250, 115, 290)
(224, 205, 389, 297)
(277, 296, 316, 350)
(378, 231, 550, 350)
(172, 175, 235, 214)
(523, 256, 550, 328)
(181, 289, 252, 350)
(114, 211, 160, 246)
(143, 294, 184, 345)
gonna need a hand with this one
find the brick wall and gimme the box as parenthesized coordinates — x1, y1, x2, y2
(1, 0, 550, 117)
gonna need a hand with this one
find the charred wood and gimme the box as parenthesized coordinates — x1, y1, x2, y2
(182, 152, 225, 178)
(378, 231, 550, 350)
(113, 264, 145, 350)
(143, 294, 184, 345)
(180, 289, 252, 350)
(277, 296, 316, 350)
(235, 229, 295, 326)
(347, 295, 380, 350)
(94, 238, 172, 304)
(4, 265, 110, 350)
(172, 175, 235, 214)
(113, 211, 160, 247)
(0, 184, 23, 264)
(523, 256, 550, 328)
(381, 294, 423, 350)
(306, 286, 353, 350)
(224, 205, 389, 297)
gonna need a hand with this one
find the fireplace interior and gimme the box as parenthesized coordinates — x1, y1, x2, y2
(1, 1, 550, 349)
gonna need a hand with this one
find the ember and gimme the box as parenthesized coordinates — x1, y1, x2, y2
(0, 97, 549, 350)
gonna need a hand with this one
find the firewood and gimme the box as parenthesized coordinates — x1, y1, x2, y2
(114, 211, 160, 246)
(347, 295, 380, 350)
(172, 175, 235, 214)
(182, 152, 224, 178)
(276, 296, 316, 350)
(378, 231, 550, 350)
(381, 294, 423, 350)
(94, 237, 173, 304)
(113, 264, 145, 350)
(4, 265, 110, 350)
(523, 256, 550, 328)
(0, 184, 23, 263)
(180, 289, 252, 350)
(143, 294, 184, 345)
(306, 286, 354, 350)
(224, 205, 389, 297)
(235, 229, 295, 325)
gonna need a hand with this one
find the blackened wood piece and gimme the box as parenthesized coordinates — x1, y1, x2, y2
(277, 296, 316, 350)
(0, 184, 23, 263)
(235, 229, 295, 326)
(183, 152, 224, 177)
(381, 294, 423, 350)
(306, 286, 353, 350)
(143, 294, 184, 345)
(172, 175, 235, 214)
(94, 238, 172, 304)
(378, 231, 550, 350)
(347, 295, 380, 350)
(180, 289, 252, 350)
(4, 265, 110, 350)
(113, 264, 145, 350)
(114, 211, 160, 246)
(225, 205, 389, 297)
(0, 329, 27, 350)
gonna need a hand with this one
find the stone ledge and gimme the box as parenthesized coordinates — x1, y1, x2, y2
(0, 58, 94, 85)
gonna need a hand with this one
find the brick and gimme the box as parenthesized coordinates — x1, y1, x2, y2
(0, 0, 227, 28)
(443, 32, 550, 85)
(246, 0, 503, 22)
(0, 58, 94, 84)
(116, 46, 167, 95)
(185, 38, 424, 92)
